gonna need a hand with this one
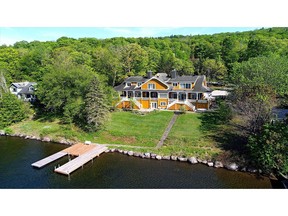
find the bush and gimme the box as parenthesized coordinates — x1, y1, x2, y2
(4, 127, 13, 135)
(0, 93, 29, 128)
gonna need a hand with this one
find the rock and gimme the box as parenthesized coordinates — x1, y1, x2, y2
(31, 136, 37, 140)
(162, 156, 171, 160)
(247, 167, 257, 173)
(150, 153, 157, 159)
(225, 162, 239, 171)
(0, 130, 5, 136)
(144, 152, 150, 158)
(240, 167, 247, 172)
(171, 156, 177, 161)
(110, 149, 115, 152)
(140, 153, 145, 158)
(188, 157, 198, 164)
(25, 135, 30, 139)
(123, 150, 128, 155)
(105, 149, 110, 153)
(118, 150, 123, 153)
(133, 152, 140, 157)
(42, 137, 51, 142)
(214, 161, 223, 168)
(202, 160, 207, 164)
(156, 155, 162, 160)
(128, 151, 133, 156)
(84, 140, 92, 144)
(207, 162, 214, 167)
(59, 139, 69, 145)
(178, 157, 188, 162)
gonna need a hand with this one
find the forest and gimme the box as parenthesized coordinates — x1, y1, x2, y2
(1, 27, 288, 176)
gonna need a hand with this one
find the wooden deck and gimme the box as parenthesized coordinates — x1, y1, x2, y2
(62, 143, 96, 156)
(31, 151, 68, 168)
(54, 145, 108, 175)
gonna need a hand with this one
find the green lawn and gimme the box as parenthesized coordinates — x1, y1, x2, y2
(9, 110, 222, 159)
(158, 113, 221, 159)
(94, 110, 174, 147)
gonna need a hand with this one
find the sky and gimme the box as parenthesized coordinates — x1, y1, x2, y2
(0, 27, 259, 46)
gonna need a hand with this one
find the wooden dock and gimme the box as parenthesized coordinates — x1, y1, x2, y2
(55, 145, 108, 175)
(31, 143, 107, 172)
(31, 151, 68, 168)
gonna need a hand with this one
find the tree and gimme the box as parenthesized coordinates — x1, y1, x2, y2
(36, 50, 95, 124)
(247, 121, 288, 175)
(0, 93, 29, 128)
(229, 82, 277, 134)
(0, 71, 8, 98)
(202, 59, 227, 81)
(84, 76, 109, 132)
(231, 55, 288, 97)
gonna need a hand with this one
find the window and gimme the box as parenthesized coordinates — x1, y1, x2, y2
(180, 83, 191, 89)
(169, 92, 177, 99)
(29, 86, 34, 91)
(148, 83, 155, 89)
(150, 102, 157, 109)
(137, 82, 142, 87)
(188, 93, 197, 100)
(173, 82, 178, 87)
(159, 93, 168, 98)
(150, 92, 158, 98)
(160, 102, 166, 106)
(135, 91, 141, 97)
(126, 82, 131, 87)
(142, 92, 149, 98)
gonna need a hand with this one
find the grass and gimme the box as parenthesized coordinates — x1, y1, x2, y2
(9, 110, 231, 160)
(158, 113, 222, 159)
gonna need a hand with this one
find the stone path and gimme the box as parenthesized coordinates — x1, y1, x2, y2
(156, 113, 179, 149)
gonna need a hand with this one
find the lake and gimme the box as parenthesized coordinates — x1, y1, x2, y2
(0, 136, 275, 189)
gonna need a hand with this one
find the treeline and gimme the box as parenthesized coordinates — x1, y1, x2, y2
(1, 27, 288, 86)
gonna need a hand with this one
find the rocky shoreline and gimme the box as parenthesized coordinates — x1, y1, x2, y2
(0, 131, 261, 175)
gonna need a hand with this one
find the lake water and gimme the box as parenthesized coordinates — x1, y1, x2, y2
(0, 136, 275, 189)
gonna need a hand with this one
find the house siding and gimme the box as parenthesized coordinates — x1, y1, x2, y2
(141, 79, 168, 90)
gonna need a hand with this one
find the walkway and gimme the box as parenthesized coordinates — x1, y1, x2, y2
(156, 112, 179, 148)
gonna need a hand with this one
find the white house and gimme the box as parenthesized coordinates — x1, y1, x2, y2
(9, 81, 37, 102)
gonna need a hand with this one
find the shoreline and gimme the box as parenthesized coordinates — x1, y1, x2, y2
(0, 132, 269, 179)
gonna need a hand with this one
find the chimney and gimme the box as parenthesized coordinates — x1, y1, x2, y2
(171, 69, 178, 79)
(147, 71, 153, 79)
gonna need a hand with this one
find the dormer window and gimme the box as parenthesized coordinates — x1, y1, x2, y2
(29, 86, 34, 91)
(137, 82, 142, 87)
(173, 82, 178, 87)
(126, 82, 131, 87)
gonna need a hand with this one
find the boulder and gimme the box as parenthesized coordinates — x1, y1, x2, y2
(84, 140, 92, 144)
(128, 151, 134, 156)
(225, 162, 239, 171)
(156, 155, 162, 160)
(118, 150, 123, 153)
(140, 153, 145, 158)
(0, 130, 5, 136)
(188, 157, 198, 164)
(133, 152, 140, 157)
(214, 161, 223, 168)
(42, 137, 51, 142)
(151, 153, 157, 159)
(178, 157, 188, 162)
(162, 156, 171, 160)
(105, 149, 110, 153)
(25, 135, 30, 139)
(207, 162, 214, 167)
(110, 149, 115, 152)
(171, 156, 177, 161)
(123, 150, 128, 155)
(144, 152, 150, 158)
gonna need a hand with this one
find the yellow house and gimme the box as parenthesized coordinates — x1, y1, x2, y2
(114, 70, 212, 111)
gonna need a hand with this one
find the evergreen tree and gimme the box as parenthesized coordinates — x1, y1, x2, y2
(84, 76, 109, 132)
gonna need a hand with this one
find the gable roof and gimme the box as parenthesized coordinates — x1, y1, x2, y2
(138, 76, 170, 89)
(193, 76, 211, 92)
(10, 82, 37, 94)
(169, 75, 198, 82)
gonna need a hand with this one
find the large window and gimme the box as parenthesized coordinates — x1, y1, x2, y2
(188, 93, 197, 100)
(148, 83, 155, 89)
(126, 82, 131, 87)
(160, 102, 166, 106)
(173, 82, 178, 87)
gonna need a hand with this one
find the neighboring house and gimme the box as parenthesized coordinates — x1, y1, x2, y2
(114, 70, 212, 111)
(9, 81, 37, 102)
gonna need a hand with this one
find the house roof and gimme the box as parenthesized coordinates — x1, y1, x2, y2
(10, 82, 37, 94)
(193, 76, 211, 92)
(125, 76, 147, 83)
(169, 75, 198, 82)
